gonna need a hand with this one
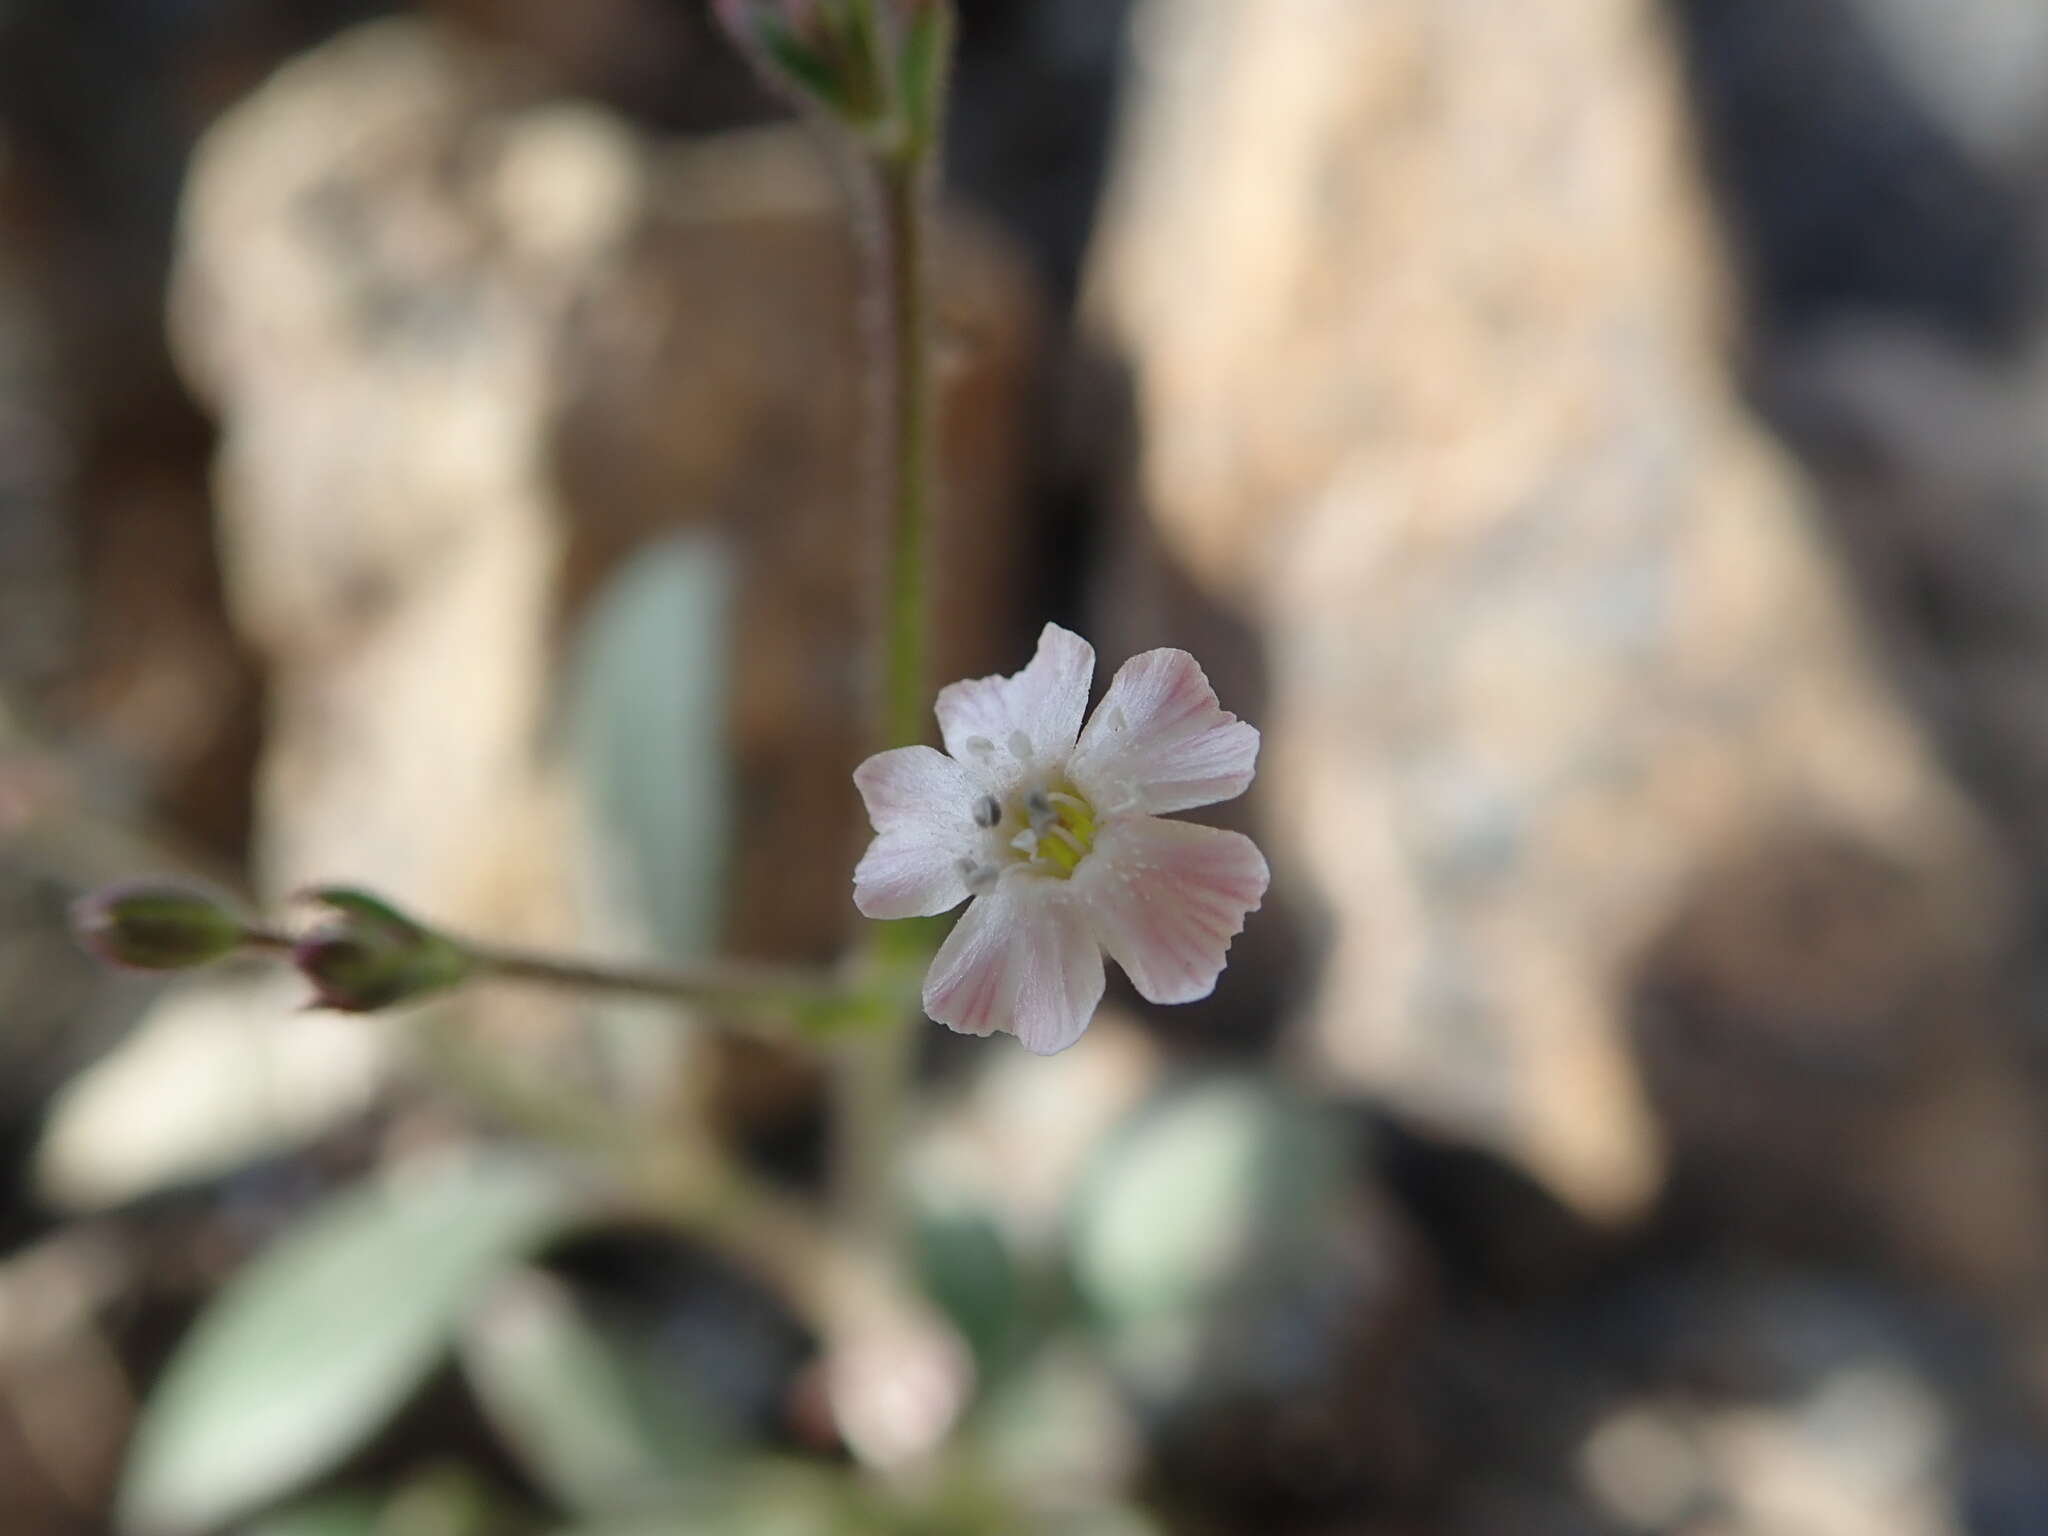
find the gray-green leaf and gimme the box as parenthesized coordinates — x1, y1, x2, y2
(460, 1269, 709, 1518)
(121, 1154, 579, 1536)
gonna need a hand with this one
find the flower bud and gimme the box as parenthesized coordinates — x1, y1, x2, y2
(291, 887, 472, 1013)
(70, 881, 251, 971)
(714, 0, 884, 125)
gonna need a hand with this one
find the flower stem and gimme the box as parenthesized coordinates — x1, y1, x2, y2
(842, 50, 948, 1305)
(875, 150, 936, 755)
(249, 923, 857, 1035)
(459, 940, 851, 1033)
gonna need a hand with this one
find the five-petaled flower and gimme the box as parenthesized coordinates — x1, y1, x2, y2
(852, 624, 1269, 1054)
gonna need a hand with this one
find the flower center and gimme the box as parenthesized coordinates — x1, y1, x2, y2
(960, 782, 1100, 890)
(1019, 786, 1098, 876)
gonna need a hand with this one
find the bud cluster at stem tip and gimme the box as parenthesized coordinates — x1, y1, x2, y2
(291, 887, 473, 1013)
(714, 0, 952, 159)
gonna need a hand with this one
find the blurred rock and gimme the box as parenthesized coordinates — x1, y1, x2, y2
(0, 213, 71, 694)
(1670, 0, 2035, 349)
(172, 19, 602, 947)
(1766, 323, 2048, 880)
(1417, 1260, 2048, 1536)
(1069, 1077, 1434, 1523)
(551, 125, 1040, 962)
(1087, 0, 2004, 1219)
(1634, 824, 2048, 1311)
(171, 18, 1040, 974)
(1842, 0, 2048, 176)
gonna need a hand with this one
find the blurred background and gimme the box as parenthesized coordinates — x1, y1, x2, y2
(9, 0, 2048, 1531)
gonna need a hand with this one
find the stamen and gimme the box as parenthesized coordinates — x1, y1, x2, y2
(1010, 829, 1039, 856)
(1049, 825, 1088, 859)
(1047, 792, 1097, 845)
(1039, 831, 1083, 875)
(1007, 730, 1035, 763)
(972, 794, 1001, 829)
(956, 855, 999, 894)
(1025, 789, 1056, 835)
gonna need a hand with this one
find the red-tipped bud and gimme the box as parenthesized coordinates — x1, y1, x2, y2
(290, 887, 472, 1013)
(71, 881, 251, 972)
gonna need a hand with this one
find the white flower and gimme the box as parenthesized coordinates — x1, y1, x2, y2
(852, 623, 1269, 1054)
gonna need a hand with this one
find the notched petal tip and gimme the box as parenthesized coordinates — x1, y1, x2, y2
(1072, 647, 1262, 815)
(850, 746, 983, 920)
(934, 624, 1096, 768)
(921, 880, 1104, 1053)
(1075, 818, 1269, 1006)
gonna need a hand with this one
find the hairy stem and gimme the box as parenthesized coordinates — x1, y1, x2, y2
(875, 151, 936, 755)
(841, 121, 945, 1298)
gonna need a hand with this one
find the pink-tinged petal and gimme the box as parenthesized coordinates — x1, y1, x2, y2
(1073, 816, 1268, 1004)
(1069, 649, 1260, 814)
(922, 876, 1105, 1054)
(934, 624, 1094, 769)
(852, 746, 983, 918)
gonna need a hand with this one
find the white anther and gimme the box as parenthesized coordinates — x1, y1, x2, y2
(972, 794, 1001, 829)
(1007, 730, 1035, 762)
(964, 735, 996, 759)
(1010, 829, 1039, 856)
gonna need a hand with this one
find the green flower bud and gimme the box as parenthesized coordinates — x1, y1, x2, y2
(70, 881, 252, 971)
(714, 0, 906, 133)
(291, 887, 473, 1013)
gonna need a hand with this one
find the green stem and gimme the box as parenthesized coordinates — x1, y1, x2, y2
(877, 150, 936, 754)
(249, 924, 860, 1035)
(461, 940, 852, 1033)
(840, 123, 943, 1278)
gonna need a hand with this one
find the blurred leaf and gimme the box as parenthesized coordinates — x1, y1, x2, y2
(237, 1495, 380, 1536)
(36, 969, 383, 1210)
(547, 1461, 879, 1536)
(120, 1155, 580, 1536)
(1030, 1511, 1165, 1536)
(375, 1464, 500, 1536)
(563, 534, 733, 964)
(460, 1269, 708, 1518)
(972, 1343, 1137, 1513)
(914, 1203, 1024, 1380)
(1067, 1077, 1347, 1400)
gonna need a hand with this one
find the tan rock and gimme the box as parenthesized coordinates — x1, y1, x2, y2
(171, 18, 1039, 983)
(1088, 0, 2005, 1220)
